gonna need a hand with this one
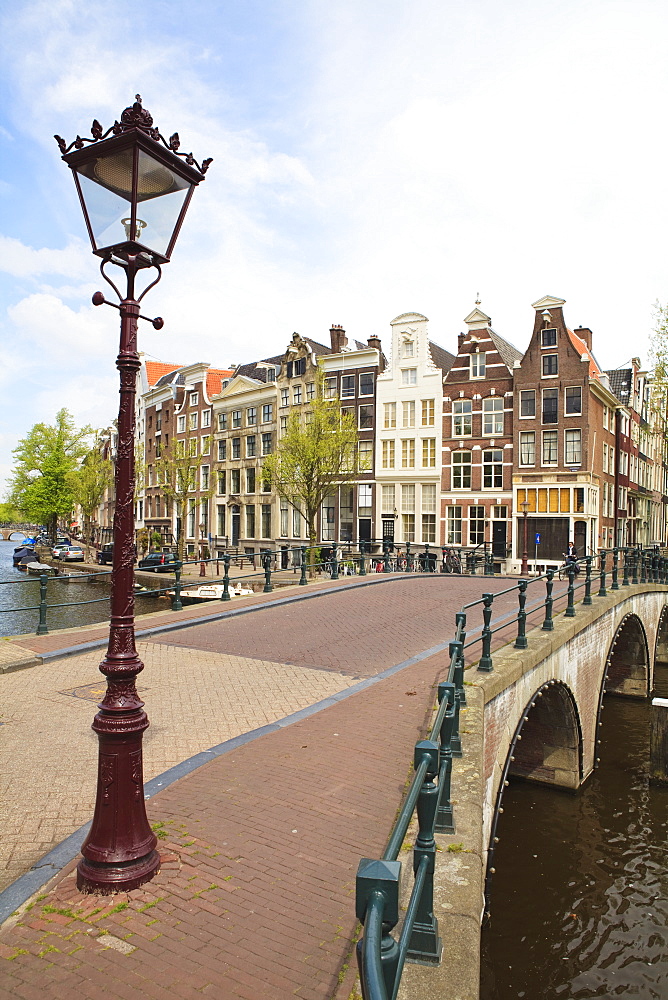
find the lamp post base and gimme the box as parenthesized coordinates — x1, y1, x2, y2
(77, 849, 160, 894)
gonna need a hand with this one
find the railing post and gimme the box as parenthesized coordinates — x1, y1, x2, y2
(583, 555, 593, 606)
(453, 611, 467, 706)
(661, 556, 667, 585)
(598, 549, 608, 597)
(632, 547, 640, 585)
(484, 546, 494, 576)
(356, 859, 401, 1000)
(262, 552, 273, 593)
(441, 546, 447, 573)
(406, 740, 442, 964)
(424, 543, 431, 572)
(36, 573, 49, 635)
(406, 542, 413, 572)
(478, 593, 494, 671)
(448, 639, 464, 758)
(358, 541, 367, 576)
(622, 547, 630, 587)
(611, 547, 619, 590)
(299, 546, 308, 586)
(171, 561, 183, 610)
(542, 568, 555, 630)
(653, 549, 660, 583)
(383, 542, 390, 574)
(221, 554, 231, 600)
(640, 548, 647, 585)
(330, 548, 339, 580)
(566, 564, 576, 616)
(515, 580, 529, 647)
(435, 682, 456, 834)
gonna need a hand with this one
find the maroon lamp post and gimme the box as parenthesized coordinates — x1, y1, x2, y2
(520, 499, 530, 576)
(55, 96, 211, 893)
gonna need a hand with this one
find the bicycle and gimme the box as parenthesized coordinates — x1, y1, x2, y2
(442, 548, 462, 574)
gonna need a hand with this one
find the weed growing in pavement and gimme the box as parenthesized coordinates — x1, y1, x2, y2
(107, 902, 129, 914)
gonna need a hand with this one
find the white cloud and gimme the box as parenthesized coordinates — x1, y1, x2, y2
(0, 236, 91, 279)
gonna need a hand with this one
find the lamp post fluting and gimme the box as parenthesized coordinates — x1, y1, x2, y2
(56, 96, 211, 893)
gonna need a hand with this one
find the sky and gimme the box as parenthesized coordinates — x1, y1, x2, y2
(1, 0, 668, 490)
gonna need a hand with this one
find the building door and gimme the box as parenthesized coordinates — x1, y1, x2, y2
(359, 518, 372, 543)
(574, 520, 587, 557)
(492, 520, 507, 557)
(382, 518, 395, 544)
(231, 506, 240, 547)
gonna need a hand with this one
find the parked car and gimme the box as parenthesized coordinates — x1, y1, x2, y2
(52, 543, 71, 559)
(97, 543, 114, 565)
(137, 552, 179, 573)
(63, 546, 85, 562)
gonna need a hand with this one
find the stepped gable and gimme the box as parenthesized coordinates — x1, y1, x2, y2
(428, 340, 456, 374)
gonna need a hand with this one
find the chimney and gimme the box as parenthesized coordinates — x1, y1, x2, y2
(367, 335, 381, 352)
(458, 332, 466, 350)
(330, 324, 347, 352)
(575, 326, 593, 351)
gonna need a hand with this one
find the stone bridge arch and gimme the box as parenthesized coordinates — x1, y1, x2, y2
(654, 605, 668, 671)
(1, 529, 28, 541)
(602, 613, 649, 700)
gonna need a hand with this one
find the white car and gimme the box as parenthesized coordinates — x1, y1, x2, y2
(63, 546, 85, 561)
(52, 543, 71, 558)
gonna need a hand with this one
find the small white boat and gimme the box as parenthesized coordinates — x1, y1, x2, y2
(24, 562, 59, 576)
(177, 583, 254, 604)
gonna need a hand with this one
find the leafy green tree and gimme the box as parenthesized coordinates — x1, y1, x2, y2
(72, 439, 113, 556)
(154, 435, 215, 562)
(7, 409, 92, 541)
(650, 301, 668, 402)
(262, 383, 368, 574)
(0, 502, 23, 523)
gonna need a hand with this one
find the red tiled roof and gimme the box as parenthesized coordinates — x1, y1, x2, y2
(145, 361, 182, 386)
(567, 329, 601, 378)
(206, 369, 234, 396)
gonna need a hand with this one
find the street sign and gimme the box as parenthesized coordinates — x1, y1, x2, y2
(535, 533, 541, 544)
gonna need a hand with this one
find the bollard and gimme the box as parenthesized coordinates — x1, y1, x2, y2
(583, 555, 593, 606)
(515, 580, 529, 647)
(299, 546, 308, 585)
(221, 554, 231, 600)
(171, 561, 183, 611)
(355, 859, 401, 1000)
(36, 574, 49, 635)
(435, 682, 456, 833)
(359, 541, 367, 576)
(478, 593, 494, 671)
(262, 552, 273, 593)
(406, 741, 443, 964)
(611, 547, 619, 590)
(330, 550, 339, 580)
(622, 547, 630, 588)
(598, 549, 607, 597)
(542, 568, 555, 630)
(566, 564, 576, 616)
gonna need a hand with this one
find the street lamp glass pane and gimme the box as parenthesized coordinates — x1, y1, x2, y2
(77, 170, 131, 251)
(136, 150, 190, 256)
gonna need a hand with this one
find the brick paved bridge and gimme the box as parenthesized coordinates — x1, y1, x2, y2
(0, 572, 665, 1000)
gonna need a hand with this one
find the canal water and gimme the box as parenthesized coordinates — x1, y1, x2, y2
(0, 539, 167, 637)
(480, 676, 668, 999)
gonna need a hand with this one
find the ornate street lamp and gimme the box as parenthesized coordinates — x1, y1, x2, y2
(55, 96, 211, 893)
(520, 499, 530, 576)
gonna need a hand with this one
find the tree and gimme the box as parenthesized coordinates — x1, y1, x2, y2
(154, 436, 215, 562)
(650, 301, 668, 404)
(6, 409, 92, 541)
(262, 381, 369, 574)
(0, 502, 22, 523)
(73, 439, 113, 556)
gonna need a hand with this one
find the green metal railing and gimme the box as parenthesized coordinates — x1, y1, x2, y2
(354, 545, 666, 999)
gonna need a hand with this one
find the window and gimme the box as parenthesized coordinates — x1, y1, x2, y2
(483, 397, 504, 435)
(321, 496, 335, 541)
(470, 352, 486, 378)
(202, 409, 211, 428)
(359, 373, 374, 396)
(293, 385, 302, 405)
(246, 505, 255, 537)
(189, 412, 198, 430)
(401, 439, 415, 468)
(402, 484, 415, 511)
(469, 505, 485, 545)
(201, 466, 210, 490)
(358, 484, 372, 517)
(341, 375, 355, 398)
(520, 431, 535, 466)
(324, 377, 337, 398)
(421, 399, 435, 426)
(293, 506, 302, 537)
(306, 382, 315, 401)
(382, 440, 395, 468)
(246, 407, 257, 426)
(542, 430, 558, 464)
(148, 465, 154, 486)
(565, 386, 582, 415)
(565, 429, 582, 465)
(154, 439, 161, 458)
(402, 514, 415, 542)
(358, 439, 373, 468)
(188, 438, 198, 457)
(542, 388, 558, 423)
(401, 368, 417, 386)
(520, 390, 536, 417)
(232, 410, 242, 428)
(403, 339, 415, 358)
(217, 504, 225, 536)
(447, 505, 462, 544)
(422, 514, 436, 543)
(232, 437, 241, 459)
(358, 404, 373, 429)
(382, 486, 395, 513)
(218, 412, 227, 431)
(384, 402, 396, 428)
(422, 484, 436, 512)
(217, 440, 226, 461)
(280, 503, 289, 537)
(189, 392, 199, 406)
(246, 435, 256, 457)
(217, 472, 226, 495)
(230, 469, 240, 493)
(542, 354, 558, 376)
(261, 504, 272, 538)
(452, 451, 472, 489)
(262, 432, 272, 455)
(201, 435, 211, 455)
(246, 468, 256, 493)
(279, 415, 288, 433)
(483, 449, 503, 488)
(176, 439, 186, 457)
(609, 446, 615, 474)
(541, 328, 557, 347)
(453, 399, 472, 437)
(280, 388, 289, 407)
(177, 414, 186, 433)
(402, 400, 415, 427)
(422, 438, 436, 467)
